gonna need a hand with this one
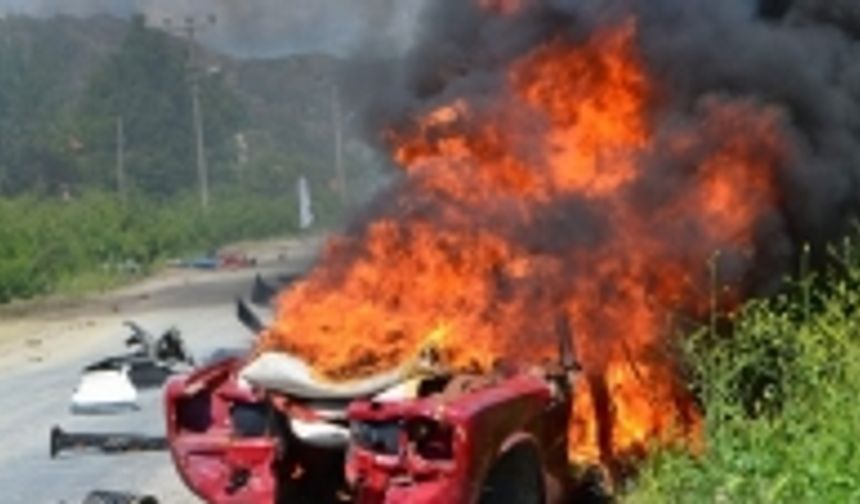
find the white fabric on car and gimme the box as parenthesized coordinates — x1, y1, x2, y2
(240, 352, 415, 400)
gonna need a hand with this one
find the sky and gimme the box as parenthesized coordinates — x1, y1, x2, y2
(0, 0, 424, 58)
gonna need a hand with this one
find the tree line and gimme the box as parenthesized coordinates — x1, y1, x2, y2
(0, 15, 347, 302)
(0, 15, 244, 198)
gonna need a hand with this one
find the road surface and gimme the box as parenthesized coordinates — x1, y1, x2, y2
(0, 238, 321, 504)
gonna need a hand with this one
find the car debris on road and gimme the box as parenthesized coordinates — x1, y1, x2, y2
(46, 282, 597, 503)
(70, 322, 195, 415)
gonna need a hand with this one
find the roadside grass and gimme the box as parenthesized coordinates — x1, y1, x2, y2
(53, 268, 145, 298)
(625, 243, 860, 503)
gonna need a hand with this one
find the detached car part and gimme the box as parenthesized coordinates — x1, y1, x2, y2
(71, 322, 195, 415)
(82, 490, 159, 504)
(71, 367, 139, 414)
(50, 426, 168, 458)
(250, 273, 301, 307)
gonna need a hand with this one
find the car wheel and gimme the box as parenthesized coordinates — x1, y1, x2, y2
(478, 443, 544, 504)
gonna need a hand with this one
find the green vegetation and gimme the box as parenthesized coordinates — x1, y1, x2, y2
(625, 245, 860, 503)
(0, 15, 244, 197)
(0, 16, 357, 303)
(0, 191, 301, 303)
(76, 15, 244, 197)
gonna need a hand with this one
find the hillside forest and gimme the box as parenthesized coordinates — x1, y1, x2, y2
(0, 14, 386, 302)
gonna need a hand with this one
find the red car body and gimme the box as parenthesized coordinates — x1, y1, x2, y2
(164, 358, 574, 504)
(347, 371, 573, 504)
(165, 359, 279, 504)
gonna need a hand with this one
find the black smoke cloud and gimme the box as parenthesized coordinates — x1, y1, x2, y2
(634, 0, 860, 278)
(258, 0, 860, 462)
(792, 0, 860, 36)
(349, 0, 860, 296)
(0, 0, 424, 57)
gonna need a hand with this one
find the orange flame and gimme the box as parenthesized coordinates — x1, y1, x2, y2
(266, 16, 786, 469)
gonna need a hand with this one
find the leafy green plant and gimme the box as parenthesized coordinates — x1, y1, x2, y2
(0, 190, 301, 303)
(626, 243, 860, 504)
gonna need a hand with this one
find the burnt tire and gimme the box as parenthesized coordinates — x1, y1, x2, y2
(478, 443, 544, 504)
(82, 491, 158, 504)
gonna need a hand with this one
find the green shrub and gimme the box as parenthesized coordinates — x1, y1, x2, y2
(0, 189, 300, 302)
(625, 244, 860, 503)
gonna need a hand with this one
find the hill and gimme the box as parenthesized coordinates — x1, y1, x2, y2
(0, 14, 382, 205)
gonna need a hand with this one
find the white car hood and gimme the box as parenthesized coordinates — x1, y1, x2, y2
(71, 369, 139, 415)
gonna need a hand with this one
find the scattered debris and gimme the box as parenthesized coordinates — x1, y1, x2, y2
(82, 490, 159, 504)
(50, 426, 168, 458)
(250, 273, 300, 307)
(70, 322, 195, 415)
(171, 251, 258, 271)
(71, 366, 138, 414)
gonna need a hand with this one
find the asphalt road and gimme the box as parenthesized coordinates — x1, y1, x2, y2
(0, 239, 320, 504)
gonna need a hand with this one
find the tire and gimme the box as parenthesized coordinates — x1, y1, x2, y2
(82, 491, 159, 504)
(478, 443, 545, 504)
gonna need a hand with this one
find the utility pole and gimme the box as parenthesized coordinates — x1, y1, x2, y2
(116, 115, 126, 202)
(164, 14, 217, 212)
(191, 62, 209, 211)
(331, 84, 347, 206)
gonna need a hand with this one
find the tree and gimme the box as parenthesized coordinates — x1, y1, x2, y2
(0, 17, 85, 195)
(77, 15, 245, 198)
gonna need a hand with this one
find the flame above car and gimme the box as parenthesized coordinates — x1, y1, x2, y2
(262, 4, 788, 468)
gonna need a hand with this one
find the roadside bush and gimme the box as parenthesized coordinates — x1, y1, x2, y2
(0, 189, 300, 303)
(625, 243, 860, 503)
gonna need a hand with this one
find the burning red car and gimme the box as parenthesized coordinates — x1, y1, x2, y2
(163, 316, 579, 504)
(346, 370, 573, 504)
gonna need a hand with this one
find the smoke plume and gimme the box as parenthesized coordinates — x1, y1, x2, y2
(361, 0, 860, 291)
(263, 0, 860, 465)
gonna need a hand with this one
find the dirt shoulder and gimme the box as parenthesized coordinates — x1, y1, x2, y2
(0, 235, 323, 374)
